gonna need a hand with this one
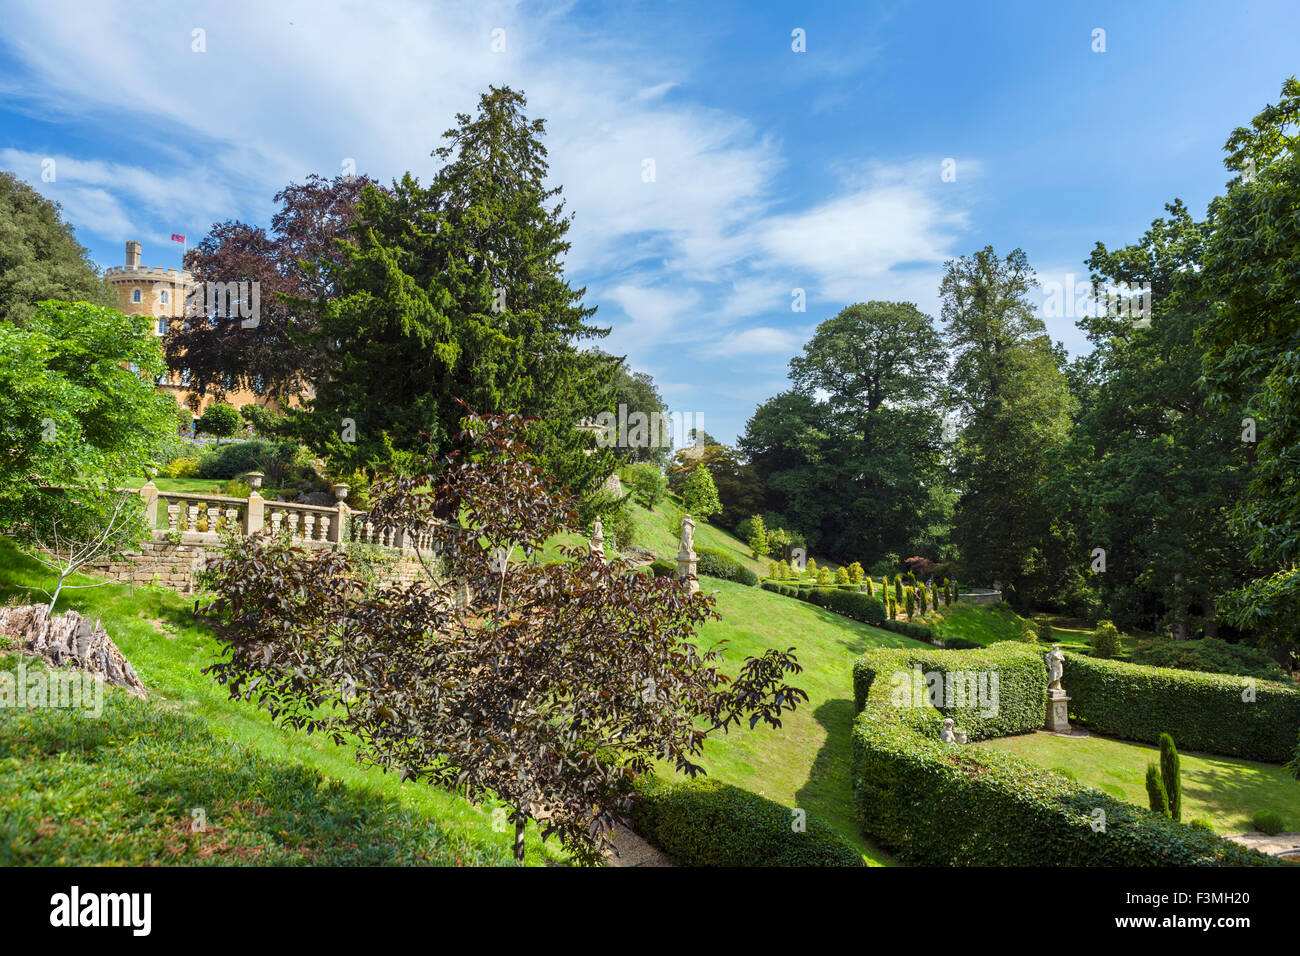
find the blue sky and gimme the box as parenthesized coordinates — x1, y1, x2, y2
(2, 0, 1297, 444)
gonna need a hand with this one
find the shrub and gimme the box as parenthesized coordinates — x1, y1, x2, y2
(1129, 637, 1287, 681)
(761, 580, 782, 595)
(1091, 620, 1122, 659)
(221, 479, 251, 499)
(944, 637, 982, 650)
(196, 440, 278, 480)
(679, 466, 721, 520)
(836, 566, 850, 586)
(1064, 653, 1300, 762)
(649, 559, 676, 578)
(893, 576, 903, 605)
(877, 618, 933, 641)
(869, 555, 898, 579)
(803, 587, 885, 625)
(806, 557, 817, 576)
(848, 562, 864, 585)
(917, 587, 928, 615)
(1159, 734, 1181, 822)
(943, 578, 951, 606)
(746, 514, 769, 560)
(864, 577, 874, 597)
(905, 588, 915, 618)
(194, 401, 243, 445)
(695, 546, 758, 586)
(630, 776, 862, 867)
(604, 504, 637, 553)
(1019, 618, 1039, 644)
(816, 566, 831, 586)
(164, 457, 199, 479)
(1145, 764, 1170, 818)
(851, 645, 1277, 866)
(1189, 818, 1216, 833)
(1252, 810, 1285, 835)
(887, 596, 896, 620)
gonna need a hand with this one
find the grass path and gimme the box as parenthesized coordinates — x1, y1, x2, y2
(977, 730, 1300, 833)
(670, 578, 929, 865)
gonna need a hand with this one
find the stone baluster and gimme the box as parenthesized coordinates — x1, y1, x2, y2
(206, 505, 219, 533)
(303, 513, 316, 541)
(224, 507, 237, 533)
(186, 504, 199, 532)
(319, 515, 331, 542)
(270, 510, 283, 536)
(167, 503, 180, 533)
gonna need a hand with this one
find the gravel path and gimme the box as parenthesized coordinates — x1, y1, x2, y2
(603, 824, 675, 867)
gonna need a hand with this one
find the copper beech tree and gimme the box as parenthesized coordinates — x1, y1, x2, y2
(201, 412, 806, 864)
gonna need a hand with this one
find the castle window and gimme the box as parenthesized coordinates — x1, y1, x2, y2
(253, 374, 266, 394)
(181, 368, 192, 387)
(160, 290, 170, 305)
(157, 317, 169, 335)
(131, 288, 142, 303)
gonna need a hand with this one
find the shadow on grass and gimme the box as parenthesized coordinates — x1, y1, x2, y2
(794, 696, 897, 866)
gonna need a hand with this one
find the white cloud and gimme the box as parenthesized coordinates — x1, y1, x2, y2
(704, 326, 804, 357)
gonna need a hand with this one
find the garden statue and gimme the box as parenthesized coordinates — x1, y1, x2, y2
(590, 517, 605, 560)
(940, 717, 956, 743)
(1046, 643, 1065, 692)
(1044, 643, 1072, 732)
(676, 514, 699, 593)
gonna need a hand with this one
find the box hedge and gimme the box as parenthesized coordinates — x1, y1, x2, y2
(695, 546, 758, 586)
(850, 644, 1277, 866)
(759, 581, 885, 624)
(630, 776, 863, 866)
(1064, 653, 1300, 763)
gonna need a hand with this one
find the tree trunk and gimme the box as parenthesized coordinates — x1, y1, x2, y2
(1202, 597, 1218, 639)
(513, 815, 526, 864)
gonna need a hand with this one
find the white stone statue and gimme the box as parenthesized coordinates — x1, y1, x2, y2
(678, 514, 695, 555)
(1046, 643, 1065, 692)
(940, 717, 956, 743)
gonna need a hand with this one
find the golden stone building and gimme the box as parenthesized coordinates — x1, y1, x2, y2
(104, 240, 273, 415)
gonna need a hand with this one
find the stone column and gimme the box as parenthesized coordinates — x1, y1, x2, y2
(139, 480, 159, 529)
(676, 514, 699, 593)
(332, 502, 350, 545)
(243, 491, 264, 535)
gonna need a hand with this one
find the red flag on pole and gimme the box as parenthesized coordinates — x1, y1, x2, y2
(171, 234, 186, 243)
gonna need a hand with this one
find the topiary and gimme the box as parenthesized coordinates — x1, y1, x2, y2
(1252, 809, 1285, 835)
(894, 575, 903, 605)
(1159, 733, 1181, 822)
(1145, 763, 1170, 818)
(917, 587, 928, 615)
(905, 588, 915, 618)
(1019, 618, 1039, 644)
(887, 596, 896, 620)
(816, 566, 831, 586)
(848, 561, 864, 585)
(836, 566, 850, 586)
(806, 557, 818, 576)
(1189, 818, 1216, 834)
(1091, 620, 1122, 659)
(864, 577, 874, 597)
(1035, 616, 1054, 644)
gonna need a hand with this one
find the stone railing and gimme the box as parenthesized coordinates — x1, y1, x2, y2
(138, 481, 446, 555)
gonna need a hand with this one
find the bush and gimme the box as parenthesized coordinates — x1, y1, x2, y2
(695, 546, 758, 586)
(1129, 637, 1287, 681)
(803, 587, 885, 625)
(848, 561, 864, 586)
(630, 776, 862, 867)
(877, 618, 933, 641)
(1091, 620, 1122, 659)
(944, 637, 982, 650)
(1145, 763, 1170, 818)
(163, 457, 199, 479)
(850, 645, 1277, 866)
(1189, 818, 1216, 833)
(220, 479, 251, 499)
(1034, 616, 1053, 644)
(1159, 733, 1181, 822)
(604, 504, 638, 553)
(194, 401, 243, 445)
(1019, 618, 1039, 644)
(1064, 653, 1300, 762)
(816, 566, 831, 586)
(1252, 810, 1285, 835)
(196, 440, 278, 480)
(649, 559, 676, 578)
(836, 566, 850, 586)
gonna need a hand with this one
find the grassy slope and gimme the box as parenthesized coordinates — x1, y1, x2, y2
(0, 538, 560, 865)
(936, 603, 1096, 652)
(671, 578, 928, 865)
(977, 732, 1300, 833)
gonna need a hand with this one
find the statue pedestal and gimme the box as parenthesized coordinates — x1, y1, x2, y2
(1045, 691, 1071, 732)
(676, 549, 699, 593)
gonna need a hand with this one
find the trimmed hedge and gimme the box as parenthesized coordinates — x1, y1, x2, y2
(1129, 637, 1288, 682)
(649, 559, 676, 578)
(759, 581, 885, 625)
(877, 618, 934, 642)
(630, 776, 863, 866)
(1064, 653, 1300, 763)
(851, 644, 1277, 866)
(695, 546, 759, 586)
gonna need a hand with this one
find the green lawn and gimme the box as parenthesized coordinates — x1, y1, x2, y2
(977, 731, 1300, 833)
(667, 578, 930, 865)
(936, 603, 1097, 652)
(0, 537, 562, 865)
